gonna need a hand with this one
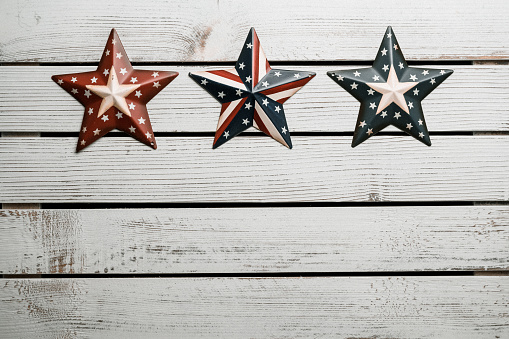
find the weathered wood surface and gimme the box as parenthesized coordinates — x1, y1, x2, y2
(1, 65, 508, 133)
(1, 277, 508, 338)
(1, 0, 508, 62)
(1, 207, 508, 274)
(1, 136, 508, 203)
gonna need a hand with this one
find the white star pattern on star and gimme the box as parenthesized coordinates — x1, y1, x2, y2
(381, 48, 388, 56)
(372, 75, 380, 81)
(138, 117, 145, 124)
(103, 69, 109, 76)
(82, 127, 87, 133)
(387, 32, 392, 38)
(245, 76, 252, 83)
(116, 112, 123, 119)
(201, 79, 208, 85)
(242, 118, 249, 125)
(413, 88, 419, 96)
(129, 126, 136, 133)
(275, 106, 281, 113)
(84, 90, 91, 98)
(440, 70, 446, 75)
(101, 115, 109, 122)
(380, 111, 388, 118)
(239, 63, 245, 70)
(393, 44, 398, 50)
(281, 126, 287, 134)
(245, 102, 252, 109)
(80, 140, 86, 145)
(359, 121, 366, 128)
(218, 92, 226, 98)
(337, 75, 344, 81)
(430, 78, 436, 85)
(119, 68, 127, 75)
(262, 81, 269, 87)
(71, 88, 78, 94)
(406, 123, 413, 130)
(236, 89, 242, 96)
(398, 62, 404, 69)
(354, 71, 361, 77)
(422, 70, 429, 75)
(116, 53, 122, 59)
(135, 91, 142, 98)
(88, 108, 93, 115)
(57, 79, 63, 84)
(93, 128, 100, 135)
(71, 77, 77, 83)
(367, 128, 373, 135)
(262, 98, 269, 106)
(418, 119, 423, 125)
(351, 82, 358, 90)
(224, 131, 230, 138)
(369, 102, 376, 109)
(91, 77, 98, 83)
(152, 72, 159, 78)
(111, 38, 116, 45)
(274, 71, 281, 77)
(153, 82, 161, 88)
(382, 65, 389, 72)
(294, 73, 300, 78)
(129, 102, 135, 110)
(408, 102, 414, 109)
(105, 49, 110, 56)
(419, 132, 425, 138)
(246, 43, 252, 49)
(367, 89, 375, 95)
(410, 74, 418, 81)
(145, 131, 152, 139)
(394, 112, 401, 119)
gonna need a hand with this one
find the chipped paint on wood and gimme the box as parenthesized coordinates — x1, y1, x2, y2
(1, 207, 508, 274)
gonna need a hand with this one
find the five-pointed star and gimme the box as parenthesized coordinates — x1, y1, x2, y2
(188, 27, 315, 149)
(52, 28, 178, 151)
(327, 26, 453, 147)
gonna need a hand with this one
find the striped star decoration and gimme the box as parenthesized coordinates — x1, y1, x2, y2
(327, 26, 453, 147)
(189, 28, 316, 149)
(52, 29, 178, 151)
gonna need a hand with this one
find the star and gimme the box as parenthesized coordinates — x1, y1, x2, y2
(367, 89, 375, 95)
(366, 65, 417, 114)
(350, 82, 358, 90)
(359, 120, 366, 127)
(406, 123, 413, 130)
(369, 102, 376, 110)
(382, 65, 389, 72)
(408, 101, 414, 109)
(337, 75, 344, 81)
(138, 117, 145, 124)
(381, 48, 388, 56)
(419, 132, 425, 138)
(410, 74, 418, 81)
(418, 119, 423, 125)
(145, 131, 152, 139)
(153, 81, 161, 88)
(86, 66, 139, 117)
(380, 111, 388, 118)
(151, 72, 159, 78)
(422, 70, 429, 76)
(354, 71, 361, 77)
(413, 88, 419, 96)
(430, 78, 436, 85)
(393, 44, 398, 50)
(71, 77, 77, 83)
(189, 27, 315, 149)
(387, 32, 392, 38)
(398, 62, 404, 69)
(201, 79, 208, 85)
(51, 28, 178, 151)
(394, 112, 401, 119)
(372, 75, 380, 81)
(57, 79, 64, 84)
(71, 88, 78, 94)
(367, 128, 373, 135)
(440, 70, 446, 75)
(218, 91, 226, 98)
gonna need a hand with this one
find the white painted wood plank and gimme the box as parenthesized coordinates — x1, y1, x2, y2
(1, 0, 508, 62)
(1, 136, 508, 203)
(1, 277, 508, 338)
(0, 207, 507, 274)
(1, 65, 507, 133)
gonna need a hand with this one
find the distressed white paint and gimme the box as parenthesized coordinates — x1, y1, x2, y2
(1, 277, 508, 338)
(0, 207, 508, 274)
(1, 136, 508, 203)
(1, 0, 508, 62)
(0, 65, 508, 133)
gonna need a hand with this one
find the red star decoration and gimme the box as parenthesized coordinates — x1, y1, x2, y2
(52, 29, 178, 151)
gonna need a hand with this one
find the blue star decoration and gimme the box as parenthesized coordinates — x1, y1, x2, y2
(327, 26, 453, 147)
(189, 28, 316, 149)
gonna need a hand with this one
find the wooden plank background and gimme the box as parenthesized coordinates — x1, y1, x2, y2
(1, 0, 508, 337)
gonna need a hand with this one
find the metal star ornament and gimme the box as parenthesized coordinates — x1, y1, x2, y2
(52, 29, 178, 151)
(327, 26, 453, 147)
(189, 28, 316, 149)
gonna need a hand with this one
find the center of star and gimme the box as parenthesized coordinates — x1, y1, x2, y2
(86, 66, 140, 117)
(366, 65, 417, 114)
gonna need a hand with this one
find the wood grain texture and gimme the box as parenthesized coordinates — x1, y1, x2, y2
(1, 0, 508, 62)
(1, 136, 508, 203)
(1, 207, 508, 274)
(1, 277, 508, 338)
(1, 65, 508, 133)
